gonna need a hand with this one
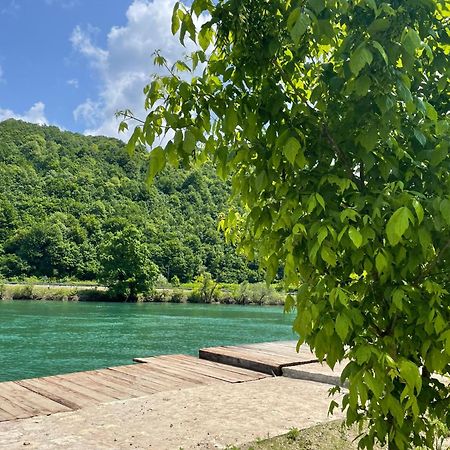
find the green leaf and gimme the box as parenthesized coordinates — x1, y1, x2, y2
(399, 360, 421, 393)
(412, 199, 424, 224)
(424, 102, 438, 122)
(365, 0, 377, 11)
(315, 193, 325, 210)
(375, 252, 387, 274)
(418, 227, 431, 252)
(321, 246, 337, 267)
(372, 41, 388, 65)
(198, 26, 213, 51)
(284, 137, 300, 165)
(352, 75, 371, 96)
(171, 2, 181, 35)
(290, 12, 310, 45)
(386, 207, 411, 246)
(364, 372, 383, 398)
(359, 126, 378, 151)
(224, 108, 238, 134)
(440, 199, 450, 225)
(308, 0, 325, 14)
(355, 346, 371, 365)
(125, 126, 141, 156)
(183, 129, 197, 153)
(336, 313, 351, 340)
(147, 146, 166, 184)
(349, 44, 373, 76)
(431, 142, 448, 167)
(392, 289, 404, 311)
(402, 29, 421, 55)
(348, 226, 363, 248)
(317, 226, 328, 246)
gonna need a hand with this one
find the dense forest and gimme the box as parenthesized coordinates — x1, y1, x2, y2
(0, 119, 262, 285)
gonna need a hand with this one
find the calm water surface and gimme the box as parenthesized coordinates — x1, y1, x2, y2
(0, 300, 295, 382)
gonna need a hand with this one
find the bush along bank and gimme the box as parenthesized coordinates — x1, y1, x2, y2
(0, 281, 285, 305)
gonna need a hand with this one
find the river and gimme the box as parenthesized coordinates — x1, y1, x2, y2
(0, 300, 296, 382)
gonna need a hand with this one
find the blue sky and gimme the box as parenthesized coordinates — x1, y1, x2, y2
(0, 0, 193, 139)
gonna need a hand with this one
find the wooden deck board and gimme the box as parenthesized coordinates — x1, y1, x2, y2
(0, 382, 70, 421)
(0, 407, 16, 422)
(84, 371, 147, 397)
(153, 355, 268, 383)
(199, 341, 318, 375)
(16, 378, 96, 409)
(106, 368, 168, 392)
(55, 373, 130, 400)
(146, 356, 244, 383)
(135, 357, 226, 386)
(171, 354, 269, 378)
(108, 365, 194, 390)
(46, 376, 118, 403)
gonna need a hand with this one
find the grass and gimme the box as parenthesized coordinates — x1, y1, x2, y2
(0, 283, 109, 302)
(240, 421, 363, 450)
(233, 421, 450, 450)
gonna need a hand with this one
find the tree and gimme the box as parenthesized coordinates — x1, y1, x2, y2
(99, 226, 159, 301)
(122, 1, 450, 448)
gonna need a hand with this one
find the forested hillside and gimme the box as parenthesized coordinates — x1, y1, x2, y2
(0, 119, 260, 284)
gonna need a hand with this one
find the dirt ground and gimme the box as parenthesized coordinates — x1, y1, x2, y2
(0, 377, 344, 450)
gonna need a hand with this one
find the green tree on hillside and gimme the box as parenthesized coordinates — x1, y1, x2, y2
(0, 119, 260, 284)
(99, 225, 159, 301)
(123, 0, 450, 448)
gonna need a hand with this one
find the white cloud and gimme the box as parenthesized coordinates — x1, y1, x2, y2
(70, 25, 108, 69)
(0, 102, 49, 125)
(1, 0, 20, 15)
(71, 0, 203, 141)
(67, 78, 79, 88)
(45, 0, 79, 8)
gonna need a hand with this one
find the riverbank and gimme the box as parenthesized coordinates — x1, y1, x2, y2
(0, 282, 286, 305)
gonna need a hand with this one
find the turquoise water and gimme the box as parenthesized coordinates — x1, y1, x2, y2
(0, 301, 296, 382)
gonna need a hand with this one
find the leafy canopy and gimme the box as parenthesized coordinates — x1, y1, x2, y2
(122, 0, 450, 448)
(98, 225, 159, 301)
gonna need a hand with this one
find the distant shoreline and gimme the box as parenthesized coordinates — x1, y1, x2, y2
(0, 283, 286, 306)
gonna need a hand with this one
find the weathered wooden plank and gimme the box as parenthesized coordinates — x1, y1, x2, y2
(102, 366, 160, 390)
(45, 376, 117, 403)
(199, 347, 281, 375)
(282, 361, 348, 386)
(88, 370, 149, 397)
(201, 346, 291, 366)
(109, 363, 202, 392)
(16, 379, 95, 409)
(0, 390, 38, 419)
(199, 341, 319, 376)
(237, 343, 317, 362)
(172, 354, 269, 379)
(153, 355, 262, 383)
(149, 356, 243, 383)
(59, 373, 131, 400)
(106, 368, 165, 393)
(239, 342, 302, 355)
(201, 346, 296, 365)
(0, 382, 70, 417)
(135, 358, 223, 385)
(0, 407, 16, 422)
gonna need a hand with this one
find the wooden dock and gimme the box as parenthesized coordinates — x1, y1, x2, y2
(0, 340, 330, 424)
(199, 340, 318, 375)
(0, 354, 268, 423)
